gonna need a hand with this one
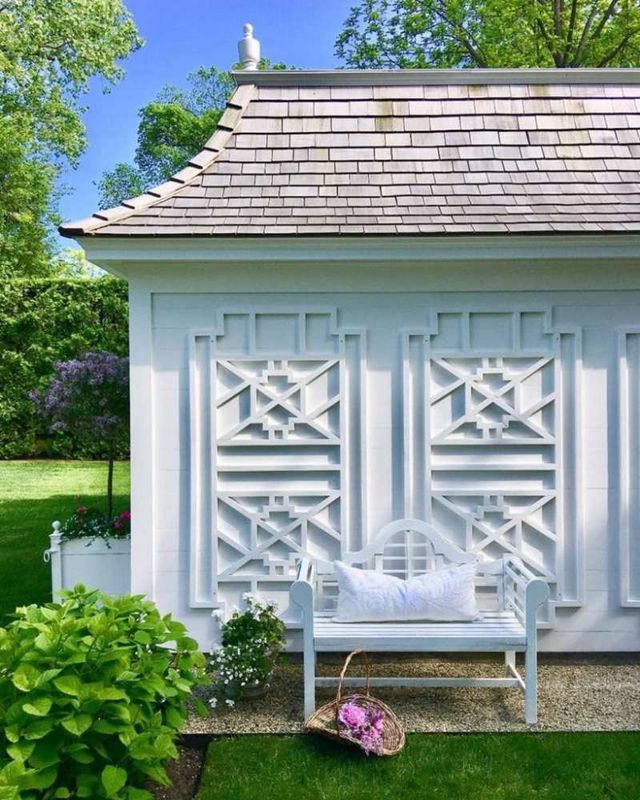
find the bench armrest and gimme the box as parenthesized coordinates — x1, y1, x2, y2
(291, 557, 315, 629)
(502, 556, 550, 631)
(295, 556, 314, 585)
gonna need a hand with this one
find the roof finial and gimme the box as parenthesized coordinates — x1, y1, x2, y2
(238, 23, 260, 71)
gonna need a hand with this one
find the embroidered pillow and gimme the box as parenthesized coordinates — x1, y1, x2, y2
(332, 561, 479, 623)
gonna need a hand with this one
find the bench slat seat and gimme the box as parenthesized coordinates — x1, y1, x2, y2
(291, 518, 550, 724)
(314, 612, 526, 652)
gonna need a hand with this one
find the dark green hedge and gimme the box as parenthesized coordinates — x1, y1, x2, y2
(0, 278, 129, 458)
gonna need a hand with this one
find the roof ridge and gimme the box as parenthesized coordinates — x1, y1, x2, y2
(233, 68, 640, 87)
(59, 82, 256, 236)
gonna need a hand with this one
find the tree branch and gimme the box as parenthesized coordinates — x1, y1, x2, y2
(562, 0, 580, 63)
(572, 0, 617, 65)
(536, 10, 561, 65)
(593, 0, 620, 39)
(554, 0, 564, 40)
(536, 0, 562, 66)
(433, 1, 488, 67)
(596, 27, 640, 66)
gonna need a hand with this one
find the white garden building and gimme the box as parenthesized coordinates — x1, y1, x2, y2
(62, 30, 640, 655)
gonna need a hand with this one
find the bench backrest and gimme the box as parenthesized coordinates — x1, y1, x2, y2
(314, 518, 502, 614)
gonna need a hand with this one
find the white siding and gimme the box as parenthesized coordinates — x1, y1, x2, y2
(129, 261, 640, 651)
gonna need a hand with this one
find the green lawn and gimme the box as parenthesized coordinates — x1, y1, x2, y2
(197, 732, 640, 800)
(0, 460, 130, 619)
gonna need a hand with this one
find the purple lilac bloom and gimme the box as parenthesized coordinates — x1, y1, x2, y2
(31, 352, 129, 449)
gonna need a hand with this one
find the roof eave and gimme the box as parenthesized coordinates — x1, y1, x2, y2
(75, 232, 640, 275)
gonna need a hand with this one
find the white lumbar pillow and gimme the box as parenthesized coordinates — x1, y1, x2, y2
(332, 561, 479, 623)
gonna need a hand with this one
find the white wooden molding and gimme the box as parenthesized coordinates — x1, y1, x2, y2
(618, 327, 640, 607)
(401, 310, 584, 624)
(128, 282, 155, 598)
(77, 234, 640, 272)
(188, 309, 366, 611)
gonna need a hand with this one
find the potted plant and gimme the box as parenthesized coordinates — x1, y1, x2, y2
(208, 594, 286, 710)
(45, 508, 132, 596)
(32, 352, 131, 596)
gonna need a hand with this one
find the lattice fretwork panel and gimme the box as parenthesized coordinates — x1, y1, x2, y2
(403, 311, 583, 619)
(189, 310, 365, 613)
(216, 358, 342, 584)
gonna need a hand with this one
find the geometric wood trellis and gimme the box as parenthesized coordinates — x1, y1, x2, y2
(403, 310, 583, 624)
(617, 327, 640, 607)
(189, 309, 366, 614)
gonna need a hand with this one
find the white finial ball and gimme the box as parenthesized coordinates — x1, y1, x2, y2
(238, 22, 260, 70)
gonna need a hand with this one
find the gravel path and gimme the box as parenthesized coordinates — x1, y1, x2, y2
(186, 653, 640, 734)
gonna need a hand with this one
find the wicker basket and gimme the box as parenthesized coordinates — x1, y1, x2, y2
(305, 649, 405, 757)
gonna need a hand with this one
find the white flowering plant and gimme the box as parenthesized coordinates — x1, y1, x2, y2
(208, 594, 286, 708)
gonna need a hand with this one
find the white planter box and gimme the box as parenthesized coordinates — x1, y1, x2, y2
(45, 523, 131, 597)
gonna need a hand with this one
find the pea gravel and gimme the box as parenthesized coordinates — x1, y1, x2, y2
(186, 653, 640, 734)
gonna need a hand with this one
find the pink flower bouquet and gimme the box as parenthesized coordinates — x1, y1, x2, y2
(337, 701, 385, 755)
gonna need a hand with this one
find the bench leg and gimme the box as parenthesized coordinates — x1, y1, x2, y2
(525, 643, 538, 724)
(505, 650, 516, 675)
(303, 643, 316, 719)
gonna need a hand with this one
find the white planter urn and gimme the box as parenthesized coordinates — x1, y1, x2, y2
(44, 521, 131, 597)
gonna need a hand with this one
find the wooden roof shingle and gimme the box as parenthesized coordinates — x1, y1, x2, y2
(60, 69, 640, 238)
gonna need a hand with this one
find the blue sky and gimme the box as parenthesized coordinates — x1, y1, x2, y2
(58, 0, 354, 247)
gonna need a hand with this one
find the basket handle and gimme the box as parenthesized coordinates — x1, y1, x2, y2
(336, 648, 371, 706)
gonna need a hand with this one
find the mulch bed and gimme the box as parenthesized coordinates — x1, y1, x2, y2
(150, 736, 208, 800)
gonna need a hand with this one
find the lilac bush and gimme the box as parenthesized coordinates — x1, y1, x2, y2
(31, 352, 129, 521)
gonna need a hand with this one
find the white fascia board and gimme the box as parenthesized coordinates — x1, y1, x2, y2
(78, 234, 640, 273)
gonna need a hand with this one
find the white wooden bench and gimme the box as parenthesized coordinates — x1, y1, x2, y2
(291, 518, 549, 724)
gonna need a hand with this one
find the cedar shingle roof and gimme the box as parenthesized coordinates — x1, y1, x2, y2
(60, 69, 640, 237)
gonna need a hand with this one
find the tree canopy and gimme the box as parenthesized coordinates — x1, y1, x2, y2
(0, 0, 141, 278)
(335, 0, 640, 68)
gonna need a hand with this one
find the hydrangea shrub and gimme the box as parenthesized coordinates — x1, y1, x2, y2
(0, 587, 207, 799)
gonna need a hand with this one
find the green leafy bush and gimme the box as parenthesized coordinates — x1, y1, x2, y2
(0, 587, 207, 799)
(0, 278, 128, 459)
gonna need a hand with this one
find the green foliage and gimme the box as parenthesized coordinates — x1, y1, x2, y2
(209, 595, 286, 707)
(336, 0, 640, 69)
(0, 0, 142, 277)
(0, 120, 58, 280)
(53, 249, 106, 279)
(0, 278, 128, 459)
(94, 165, 148, 215)
(0, 587, 207, 799)
(97, 59, 289, 208)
